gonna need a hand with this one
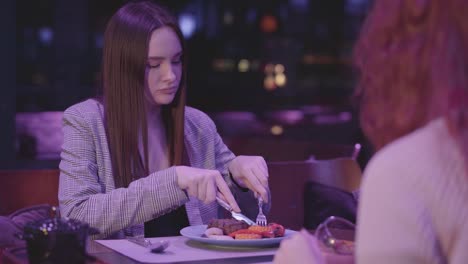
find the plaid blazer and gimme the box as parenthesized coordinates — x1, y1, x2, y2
(59, 99, 259, 239)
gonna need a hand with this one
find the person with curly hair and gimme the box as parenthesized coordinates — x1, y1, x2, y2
(274, 0, 468, 263)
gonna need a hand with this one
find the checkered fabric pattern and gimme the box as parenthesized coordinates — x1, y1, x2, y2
(59, 99, 255, 239)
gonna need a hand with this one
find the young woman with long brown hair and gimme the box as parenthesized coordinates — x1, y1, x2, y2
(274, 0, 468, 263)
(58, 1, 269, 239)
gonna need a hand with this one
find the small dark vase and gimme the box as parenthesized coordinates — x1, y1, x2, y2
(22, 217, 93, 264)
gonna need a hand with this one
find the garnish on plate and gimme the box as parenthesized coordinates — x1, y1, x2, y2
(204, 219, 285, 240)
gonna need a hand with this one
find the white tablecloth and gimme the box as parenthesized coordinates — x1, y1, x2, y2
(96, 236, 277, 263)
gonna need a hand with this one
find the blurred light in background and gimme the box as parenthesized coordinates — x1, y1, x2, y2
(213, 59, 261, 72)
(264, 75, 276, 91)
(246, 8, 257, 24)
(339, 112, 352, 121)
(275, 73, 287, 87)
(264, 63, 275, 74)
(274, 64, 285, 74)
(212, 59, 223, 71)
(260, 15, 278, 33)
(179, 13, 196, 38)
(267, 110, 304, 125)
(224, 11, 234, 25)
(264, 63, 287, 89)
(346, 0, 368, 14)
(238, 59, 250, 72)
(38, 27, 53, 46)
(270, 125, 284, 136)
(290, 0, 309, 10)
(313, 111, 353, 124)
(213, 59, 236, 72)
(95, 33, 103, 49)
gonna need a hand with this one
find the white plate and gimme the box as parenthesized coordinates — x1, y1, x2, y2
(180, 225, 295, 248)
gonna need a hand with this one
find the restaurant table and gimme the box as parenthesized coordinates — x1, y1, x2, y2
(2, 236, 354, 264)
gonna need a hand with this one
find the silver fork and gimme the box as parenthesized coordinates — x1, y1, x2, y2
(255, 197, 267, 226)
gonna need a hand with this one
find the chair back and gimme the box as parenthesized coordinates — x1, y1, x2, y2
(305, 158, 362, 193)
(226, 137, 360, 162)
(267, 159, 362, 230)
(0, 169, 60, 215)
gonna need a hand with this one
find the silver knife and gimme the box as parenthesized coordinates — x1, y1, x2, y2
(216, 196, 256, 225)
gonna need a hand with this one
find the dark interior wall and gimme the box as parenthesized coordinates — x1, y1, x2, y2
(0, 0, 16, 167)
(9, 0, 372, 169)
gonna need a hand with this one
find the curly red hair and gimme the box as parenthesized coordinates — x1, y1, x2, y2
(354, 0, 468, 150)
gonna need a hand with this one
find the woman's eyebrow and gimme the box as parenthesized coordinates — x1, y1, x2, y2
(148, 51, 183, 60)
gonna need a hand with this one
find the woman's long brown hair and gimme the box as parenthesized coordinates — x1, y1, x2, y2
(354, 0, 468, 152)
(101, 1, 187, 188)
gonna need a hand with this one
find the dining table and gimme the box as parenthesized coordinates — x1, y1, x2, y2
(2, 234, 354, 264)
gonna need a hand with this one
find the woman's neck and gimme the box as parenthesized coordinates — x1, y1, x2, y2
(145, 103, 163, 128)
(141, 103, 169, 172)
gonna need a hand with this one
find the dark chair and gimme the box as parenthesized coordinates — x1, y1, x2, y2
(267, 159, 362, 231)
(302, 158, 362, 229)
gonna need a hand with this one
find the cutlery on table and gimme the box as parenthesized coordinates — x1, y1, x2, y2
(126, 236, 169, 253)
(255, 197, 268, 226)
(216, 195, 255, 225)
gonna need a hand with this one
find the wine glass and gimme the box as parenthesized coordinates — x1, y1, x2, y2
(314, 216, 356, 255)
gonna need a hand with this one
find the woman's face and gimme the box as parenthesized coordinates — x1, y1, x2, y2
(145, 26, 182, 106)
